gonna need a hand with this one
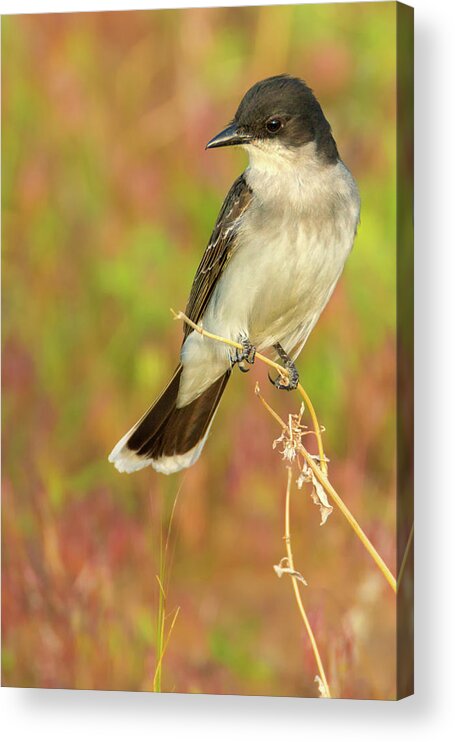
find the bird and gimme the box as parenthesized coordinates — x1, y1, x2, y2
(109, 74, 360, 475)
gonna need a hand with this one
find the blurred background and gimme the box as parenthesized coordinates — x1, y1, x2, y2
(2, 3, 398, 698)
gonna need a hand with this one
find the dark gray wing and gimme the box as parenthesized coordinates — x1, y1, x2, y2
(183, 173, 253, 340)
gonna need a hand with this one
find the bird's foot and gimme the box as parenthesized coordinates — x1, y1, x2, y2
(231, 334, 256, 373)
(268, 343, 299, 391)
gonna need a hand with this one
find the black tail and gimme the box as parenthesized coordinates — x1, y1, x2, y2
(109, 366, 230, 474)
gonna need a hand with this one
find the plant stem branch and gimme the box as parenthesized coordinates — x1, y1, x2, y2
(173, 309, 397, 593)
(283, 467, 331, 698)
(172, 309, 288, 379)
(297, 444, 397, 593)
(297, 383, 327, 476)
(256, 386, 396, 593)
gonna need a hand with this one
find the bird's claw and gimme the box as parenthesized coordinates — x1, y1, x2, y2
(231, 335, 256, 372)
(268, 368, 299, 391)
(268, 343, 299, 391)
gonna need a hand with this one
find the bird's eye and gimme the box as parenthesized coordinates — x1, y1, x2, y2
(266, 117, 284, 134)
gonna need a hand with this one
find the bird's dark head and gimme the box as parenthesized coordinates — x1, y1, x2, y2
(206, 75, 338, 165)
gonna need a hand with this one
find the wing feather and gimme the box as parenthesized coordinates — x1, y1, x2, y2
(183, 173, 252, 339)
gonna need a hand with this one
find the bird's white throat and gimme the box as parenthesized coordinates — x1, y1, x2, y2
(244, 140, 353, 215)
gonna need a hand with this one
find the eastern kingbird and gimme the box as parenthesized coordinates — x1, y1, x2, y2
(109, 75, 360, 475)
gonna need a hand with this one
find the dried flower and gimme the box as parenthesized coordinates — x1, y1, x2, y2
(296, 457, 333, 525)
(273, 557, 307, 586)
(270, 401, 333, 526)
(272, 405, 307, 462)
(311, 478, 333, 526)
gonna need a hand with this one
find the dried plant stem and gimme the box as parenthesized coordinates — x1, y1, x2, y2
(297, 383, 327, 476)
(172, 309, 327, 468)
(254, 381, 287, 428)
(283, 467, 331, 698)
(255, 387, 397, 594)
(172, 308, 288, 378)
(298, 445, 397, 593)
(172, 310, 397, 593)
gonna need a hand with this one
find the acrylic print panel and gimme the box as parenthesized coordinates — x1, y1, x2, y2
(1, 2, 414, 699)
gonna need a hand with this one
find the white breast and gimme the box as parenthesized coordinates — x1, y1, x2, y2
(178, 141, 360, 408)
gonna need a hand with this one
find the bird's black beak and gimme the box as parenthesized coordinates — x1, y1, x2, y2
(206, 122, 252, 150)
